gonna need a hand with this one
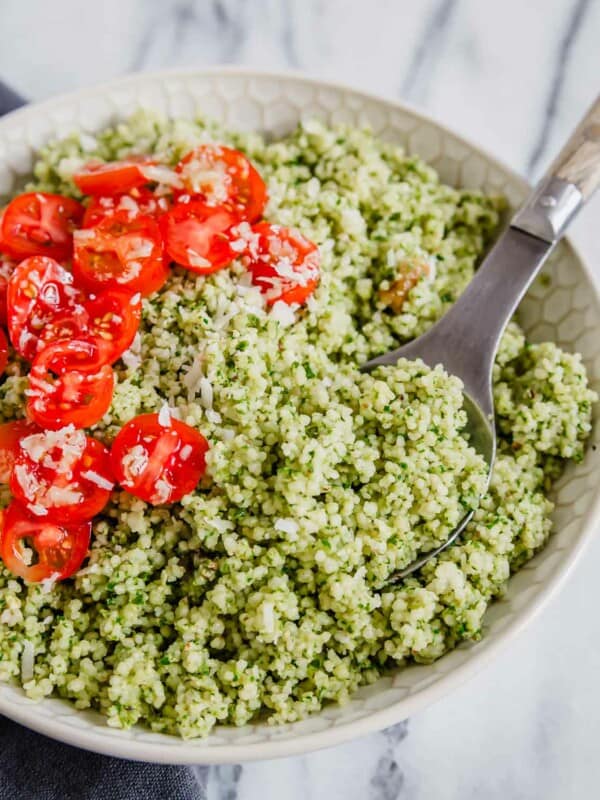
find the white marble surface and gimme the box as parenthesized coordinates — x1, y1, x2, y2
(1, 1, 599, 797)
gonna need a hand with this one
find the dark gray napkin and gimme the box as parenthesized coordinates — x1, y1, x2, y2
(0, 80, 25, 116)
(0, 80, 209, 800)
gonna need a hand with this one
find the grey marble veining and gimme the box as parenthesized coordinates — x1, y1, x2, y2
(0, 1, 598, 798)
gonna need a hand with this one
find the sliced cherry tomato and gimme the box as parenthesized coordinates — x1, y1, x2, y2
(26, 338, 115, 430)
(83, 187, 171, 227)
(10, 427, 114, 523)
(73, 212, 168, 296)
(73, 156, 157, 196)
(7, 256, 87, 361)
(0, 193, 83, 261)
(175, 145, 267, 222)
(159, 201, 240, 274)
(110, 411, 209, 505)
(0, 420, 39, 483)
(246, 222, 321, 306)
(0, 500, 91, 582)
(39, 289, 142, 366)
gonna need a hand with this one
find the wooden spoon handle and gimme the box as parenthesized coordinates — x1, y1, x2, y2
(512, 95, 600, 242)
(551, 95, 600, 200)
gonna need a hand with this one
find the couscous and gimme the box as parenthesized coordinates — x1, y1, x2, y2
(0, 112, 595, 738)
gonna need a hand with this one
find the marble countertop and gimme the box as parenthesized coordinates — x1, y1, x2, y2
(1, 1, 599, 797)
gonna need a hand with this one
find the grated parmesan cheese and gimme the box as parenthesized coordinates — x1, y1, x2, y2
(158, 403, 172, 428)
(81, 470, 114, 491)
(199, 377, 214, 410)
(21, 641, 35, 683)
(179, 444, 193, 461)
(139, 164, 183, 189)
(186, 249, 212, 269)
(121, 445, 148, 483)
(126, 238, 154, 260)
(46, 485, 84, 507)
(117, 194, 140, 216)
(122, 332, 142, 371)
(153, 477, 173, 504)
(183, 355, 204, 399)
(270, 301, 298, 327)
(40, 572, 61, 594)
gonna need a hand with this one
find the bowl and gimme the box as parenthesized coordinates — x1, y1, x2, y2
(0, 68, 598, 764)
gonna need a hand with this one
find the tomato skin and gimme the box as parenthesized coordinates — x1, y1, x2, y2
(0, 193, 84, 260)
(73, 157, 156, 196)
(175, 145, 267, 222)
(83, 188, 171, 227)
(72, 212, 169, 297)
(159, 201, 240, 274)
(110, 412, 209, 505)
(0, 420, 39, 483)
(26, 338, 115, 430)
(38, 289, 142, 366)
(10, 429, 114, 524)
(7, 256, 87, 361)
(246, 222, 321, 306)
(0, 500, 91, 582)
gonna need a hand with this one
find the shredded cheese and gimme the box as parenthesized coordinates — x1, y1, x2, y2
(21, 641, 35, 683)
(199, 377, 214, 410)
(81, 470, 114, 491)
(158, 403, 172, 428)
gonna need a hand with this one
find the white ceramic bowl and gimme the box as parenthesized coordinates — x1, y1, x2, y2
(0, 68, 598, 764)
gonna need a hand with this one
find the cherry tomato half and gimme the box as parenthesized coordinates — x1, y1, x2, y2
(246, 222, 321, 306)
(73, 157, 157, 196)
(39, 289, 142, 366)
(0, 192, 83, 261)
(10, 427, 114, 523)
(159, 201, 240, 274)
(73, 212, 168, 297)
(83, 187, 171, 227)
(0, 420, 39, 483)
(110, 412, 209, 505)
(0, 500, 91, 582)
(26, 338, 115, 430)
(175, 145, 267, 222)
(7, 256, 87, 361)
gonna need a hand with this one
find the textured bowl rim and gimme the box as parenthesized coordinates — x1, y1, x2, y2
(0, 66, 599, 764)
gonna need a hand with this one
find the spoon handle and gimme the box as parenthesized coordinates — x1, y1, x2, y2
(512, 95, 600, 242)
(552, 95, 600, 200)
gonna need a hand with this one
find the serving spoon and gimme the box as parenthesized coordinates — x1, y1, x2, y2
(363, 95, 600, 580)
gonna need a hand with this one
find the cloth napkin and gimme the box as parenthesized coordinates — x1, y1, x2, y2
(0, 80, 209, 800)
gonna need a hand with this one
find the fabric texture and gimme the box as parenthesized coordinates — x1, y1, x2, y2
(0, 80, 25, 116)
(0, 80, 209, 800)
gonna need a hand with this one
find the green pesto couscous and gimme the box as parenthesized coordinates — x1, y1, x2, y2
(0, 111, 595, 739)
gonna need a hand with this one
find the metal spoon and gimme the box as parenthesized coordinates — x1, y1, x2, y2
(363, 95, 600, 581)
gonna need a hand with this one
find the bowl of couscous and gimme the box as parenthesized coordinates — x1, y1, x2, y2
(0, 69, 597, 764)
